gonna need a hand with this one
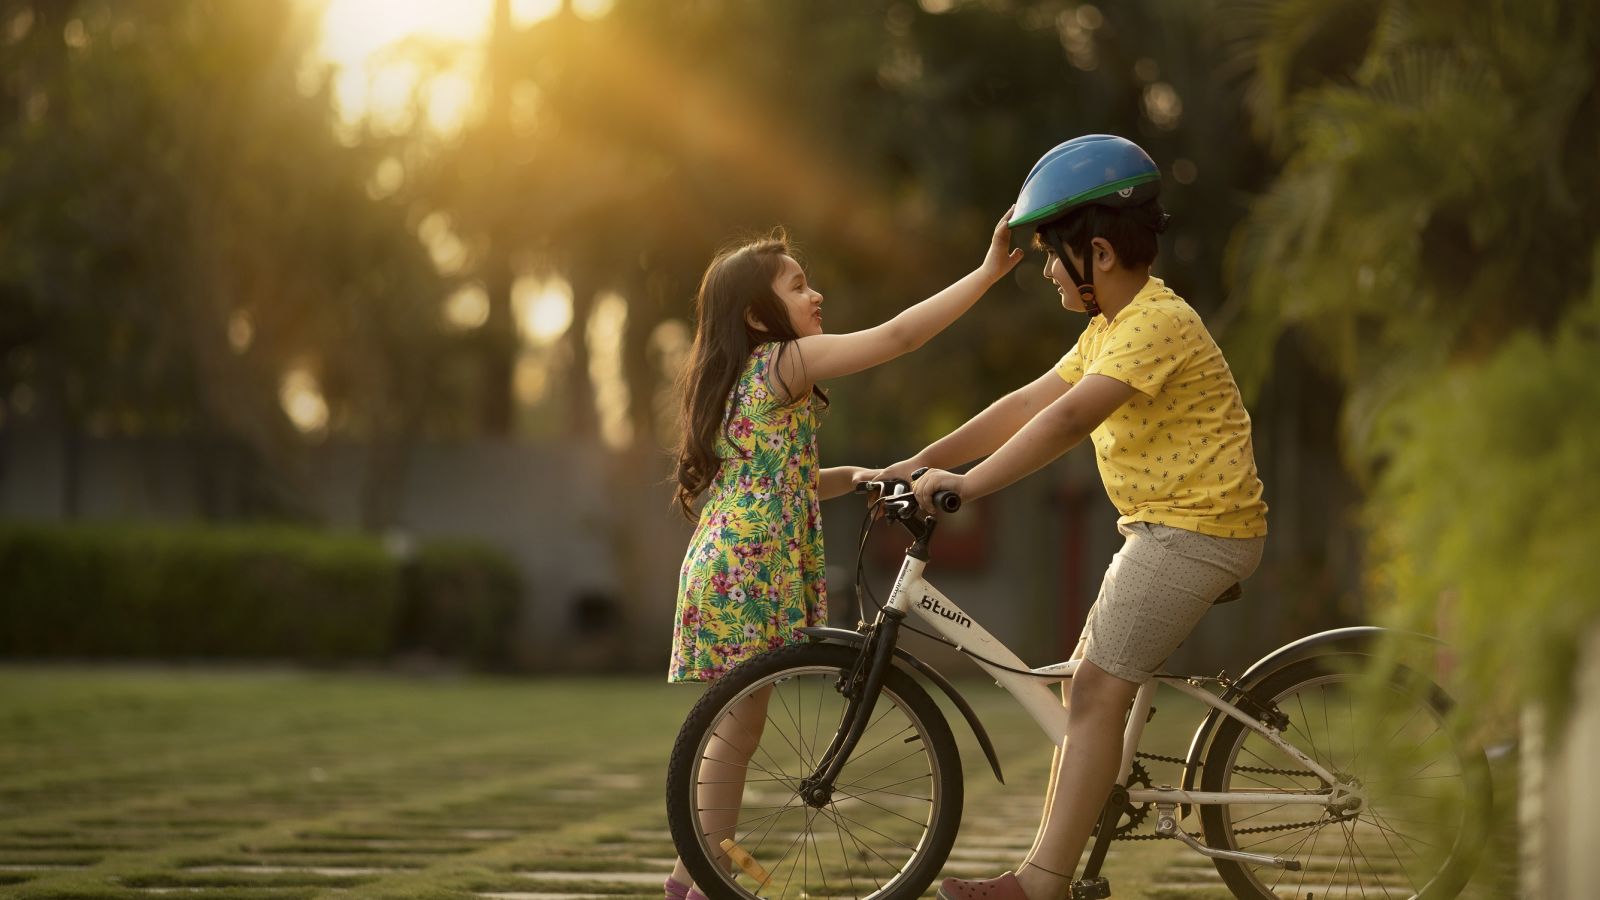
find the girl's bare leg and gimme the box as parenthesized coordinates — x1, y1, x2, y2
(670, 684, 774, 888)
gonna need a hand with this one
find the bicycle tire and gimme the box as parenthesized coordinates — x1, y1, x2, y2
(1198, 656, 1491, 899)
(666, 641, 963, 900)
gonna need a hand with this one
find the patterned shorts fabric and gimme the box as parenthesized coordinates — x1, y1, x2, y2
(1075, 521, 1266, 683)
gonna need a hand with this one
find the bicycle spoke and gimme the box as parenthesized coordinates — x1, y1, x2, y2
(835, 771, 931, 796)
(819, 802, 914, 877)
(1350, 813, 1414, 890)
(825, 805, 923, 855)
(826, 799, 886, 895)
(1265, 819, 1322, 893)
(703, 739, 798, 790)
(836, 745, 929, 792)
(722, 706, 804, 789)
(831, 785, 933, 830)
(759, 702, 815, 772)
(1227, 802, 1299, 828)
(1338, 816, 1367, 899)
(805, 805, 829, 895)
(730, 796, 803, 853)
(764, 805, 817, 900)
(812, 675, 828, 773)
(1293, 692, 1329, 772)
(697, 775, 801, 785)
(846, 703, 908, 762)
(780, 678, 809, 770)
(836, 785, 932, 802)
(1365, 806, 1444, 851)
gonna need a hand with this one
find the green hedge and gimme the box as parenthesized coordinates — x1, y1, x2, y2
(396, 540, 523, 667)
(0, 522, 522, 666)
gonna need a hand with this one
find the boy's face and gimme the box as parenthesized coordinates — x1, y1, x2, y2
(1043, 249, 1090, 313)
(1043, 238, 1115, 313)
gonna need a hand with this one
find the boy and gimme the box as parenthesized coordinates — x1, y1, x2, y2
(873, 134, 1268, 900)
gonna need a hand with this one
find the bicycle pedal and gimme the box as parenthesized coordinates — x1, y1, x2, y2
(1068, 876, 1110, 899)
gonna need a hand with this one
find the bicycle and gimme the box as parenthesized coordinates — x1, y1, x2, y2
(667, 478, 1492, 900)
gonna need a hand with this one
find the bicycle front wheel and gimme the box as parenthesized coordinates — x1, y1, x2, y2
(1198, 656, 1491, 899)
(666, 641, 963, 900)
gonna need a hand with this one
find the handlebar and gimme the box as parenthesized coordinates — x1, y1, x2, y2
(853, 477, 962, 515)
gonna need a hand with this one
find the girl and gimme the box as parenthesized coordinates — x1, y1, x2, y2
(664, 210, 1023, 900)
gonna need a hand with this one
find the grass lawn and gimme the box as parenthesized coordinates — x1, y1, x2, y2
(0, 664, 1510, 899)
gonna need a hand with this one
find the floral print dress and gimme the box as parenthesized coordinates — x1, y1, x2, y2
(669, 342, 826, 683)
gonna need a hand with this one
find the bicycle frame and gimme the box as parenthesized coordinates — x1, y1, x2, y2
(880, 553, 1346, 812)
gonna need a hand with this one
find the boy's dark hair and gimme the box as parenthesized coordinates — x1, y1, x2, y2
(1032, 198, 1167, 270)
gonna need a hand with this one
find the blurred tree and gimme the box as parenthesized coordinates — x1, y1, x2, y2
(0, 0, 454, 526)
(1223, 0, 1600, 722)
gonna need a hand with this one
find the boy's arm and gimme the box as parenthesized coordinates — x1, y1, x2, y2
(912, 374, 1136, 511)
(818, 466, 871, 501)
(874, 366, 1072, 481)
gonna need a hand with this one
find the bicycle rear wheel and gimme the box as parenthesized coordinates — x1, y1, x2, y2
(1199, 656, 1490, 899)
(666, 641, 963, 900)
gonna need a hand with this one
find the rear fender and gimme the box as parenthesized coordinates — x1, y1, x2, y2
(798, 626, 1004, 784)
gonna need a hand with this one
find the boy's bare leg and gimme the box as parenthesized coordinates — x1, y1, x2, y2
(1016, 660, 1140, 900)
(1025, 639, 1086, 865)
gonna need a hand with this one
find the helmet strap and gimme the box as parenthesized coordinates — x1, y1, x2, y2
(1043, 230, 1100, 317)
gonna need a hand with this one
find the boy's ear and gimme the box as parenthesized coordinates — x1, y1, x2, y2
(744, 307, 769, 333)
(1091, 237, 1118, 272)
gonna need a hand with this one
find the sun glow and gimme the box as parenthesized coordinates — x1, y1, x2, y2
(309, 0, 566, 134)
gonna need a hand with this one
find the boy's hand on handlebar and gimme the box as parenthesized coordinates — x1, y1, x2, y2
(913, 469, 965, 515)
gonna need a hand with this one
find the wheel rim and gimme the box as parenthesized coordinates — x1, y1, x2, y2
(687, 665, 944, 900)
(1213, 671, 1480, 899)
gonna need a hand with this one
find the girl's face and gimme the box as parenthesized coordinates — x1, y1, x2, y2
(770, 254, 824, 337)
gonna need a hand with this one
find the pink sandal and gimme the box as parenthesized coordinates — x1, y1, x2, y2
(937, 871, 1029, 900)
(665, 877, 709, 900)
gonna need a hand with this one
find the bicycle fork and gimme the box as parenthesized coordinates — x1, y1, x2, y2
(796, 609, 905, 808)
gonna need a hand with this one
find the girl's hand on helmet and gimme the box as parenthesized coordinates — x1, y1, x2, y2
(981, 206, 1025, 280)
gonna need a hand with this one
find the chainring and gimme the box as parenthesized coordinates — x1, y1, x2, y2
(1090, 759, 1153, 839)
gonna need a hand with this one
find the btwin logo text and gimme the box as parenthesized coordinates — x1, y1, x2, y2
(919, 595, 971, 629)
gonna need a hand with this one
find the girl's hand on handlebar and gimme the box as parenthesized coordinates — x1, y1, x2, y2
(865, 459, 924, 487)
(913, 469, 965, 515)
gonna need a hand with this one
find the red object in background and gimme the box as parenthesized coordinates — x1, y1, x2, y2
(1057, 486, 1092, 657)
(868, 502, 991, 570)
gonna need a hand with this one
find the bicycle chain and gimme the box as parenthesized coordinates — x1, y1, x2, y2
(1134, 750, 1315, 778)
(1117, 752, 1343, 841)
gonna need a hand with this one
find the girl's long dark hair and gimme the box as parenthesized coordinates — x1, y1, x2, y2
(672, 229, 828, 519)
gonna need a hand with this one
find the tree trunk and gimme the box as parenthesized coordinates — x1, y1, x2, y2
(479, 0, 518, 437)
(564, 273, 599, 441)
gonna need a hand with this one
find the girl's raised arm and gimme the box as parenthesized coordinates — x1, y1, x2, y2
(772, 208, 1022, 400)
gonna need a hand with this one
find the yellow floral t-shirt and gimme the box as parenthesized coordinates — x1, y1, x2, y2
(1056, 277, 1267, 538)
